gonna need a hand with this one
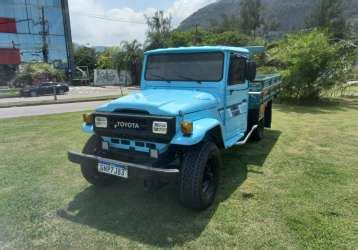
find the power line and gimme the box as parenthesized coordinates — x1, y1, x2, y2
(0, 4, 148, 25)
(71, 11, 147, 25)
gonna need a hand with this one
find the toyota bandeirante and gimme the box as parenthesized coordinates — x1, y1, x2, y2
(68, 46, 281, 210)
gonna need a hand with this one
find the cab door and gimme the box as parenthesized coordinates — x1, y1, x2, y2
(225, 53, 249, 139)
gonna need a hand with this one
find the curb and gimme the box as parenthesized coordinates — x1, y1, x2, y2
(0, 95, 121, 109)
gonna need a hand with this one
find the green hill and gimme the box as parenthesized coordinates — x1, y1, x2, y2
(179, 0, 358, 33)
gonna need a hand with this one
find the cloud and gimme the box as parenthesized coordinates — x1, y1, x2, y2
(167, 0, 217, 26)
(68, 0, 216, 46)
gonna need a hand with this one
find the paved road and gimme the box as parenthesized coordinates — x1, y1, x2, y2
(0, 101, 108, 119)
(0, 86, 129, 105)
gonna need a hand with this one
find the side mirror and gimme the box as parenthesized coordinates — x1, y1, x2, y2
(246, 61, 257, 82)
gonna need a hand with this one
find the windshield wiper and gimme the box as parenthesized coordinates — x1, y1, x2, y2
(175, 76, 203, 83)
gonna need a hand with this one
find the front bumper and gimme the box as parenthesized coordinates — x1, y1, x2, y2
(68, 151, 179, 181)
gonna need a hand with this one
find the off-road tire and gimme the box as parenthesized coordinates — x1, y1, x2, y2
(80, 135, 117, 187)
(179, 140, 222, 210)
(251, 119, 264, 141)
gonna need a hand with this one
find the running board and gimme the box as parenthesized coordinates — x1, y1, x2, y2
(236, 125, 259, 145)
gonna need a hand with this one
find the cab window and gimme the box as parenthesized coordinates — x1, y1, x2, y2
(229, 54, 247, 85)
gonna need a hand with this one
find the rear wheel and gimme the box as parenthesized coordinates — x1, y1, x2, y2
(251, 119, 264, 141)
(179, 141, 221, 210)
(81, 135, 117, 187)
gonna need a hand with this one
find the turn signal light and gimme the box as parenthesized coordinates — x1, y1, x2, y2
(181, 121, 193, 136)
(83, 113, 93, 124)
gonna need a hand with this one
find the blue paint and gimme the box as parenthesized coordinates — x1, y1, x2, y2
(82, 46, 280, 155)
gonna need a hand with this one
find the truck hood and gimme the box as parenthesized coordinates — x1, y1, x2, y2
(96, 89, 218, 116)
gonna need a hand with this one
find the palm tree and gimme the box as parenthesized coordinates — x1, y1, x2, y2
(120, 40, 143, 85)
(145, 10, 172, 50)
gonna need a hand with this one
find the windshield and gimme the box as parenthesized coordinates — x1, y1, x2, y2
(145, 52, 224, 82)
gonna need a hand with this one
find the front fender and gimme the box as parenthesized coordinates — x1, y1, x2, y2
(171, 118, 222, 146)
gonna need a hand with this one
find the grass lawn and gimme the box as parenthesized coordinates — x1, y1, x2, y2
(0, 98, 358, 249)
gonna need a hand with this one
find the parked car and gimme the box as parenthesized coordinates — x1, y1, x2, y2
(20, 82, 69, 97)
(68, 46, 281, 210)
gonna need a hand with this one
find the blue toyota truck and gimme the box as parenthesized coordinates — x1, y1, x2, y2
(68, 46, 281, 210)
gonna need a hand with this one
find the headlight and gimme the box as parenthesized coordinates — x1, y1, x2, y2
(152, 121, 168, 134)
(181, 121, 193, 136)
(95, 116, 108, 128)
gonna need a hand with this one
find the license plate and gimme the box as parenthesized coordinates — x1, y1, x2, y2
(98, 161, 128, 178)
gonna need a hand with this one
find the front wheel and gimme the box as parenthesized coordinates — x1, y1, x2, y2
(179, 141, 222, 210)
(80, 135, 117, 187)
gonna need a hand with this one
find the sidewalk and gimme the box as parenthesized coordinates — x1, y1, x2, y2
(0, 86, 138, 108)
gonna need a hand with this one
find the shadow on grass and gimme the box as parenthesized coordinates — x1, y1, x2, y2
(58, 130, 281, 247)
(275, 97, 358, 114)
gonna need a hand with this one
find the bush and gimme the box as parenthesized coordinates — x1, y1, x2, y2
(204, 31, 265, 47)
(268, 30, 354, 100)
(169, 29, 266, 48)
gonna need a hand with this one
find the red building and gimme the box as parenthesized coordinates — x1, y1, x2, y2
(0, 0, 73, 86)
(0, 17, 17, 33)
(0, 17, 20, 65)
(0, 17, 20, 85)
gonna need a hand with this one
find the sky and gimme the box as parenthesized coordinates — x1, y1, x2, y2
(68, 0, 217, 47)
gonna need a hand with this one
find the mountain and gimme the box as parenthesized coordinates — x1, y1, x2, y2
(73, 43, 108, 53)
(179, 0, 358, 33)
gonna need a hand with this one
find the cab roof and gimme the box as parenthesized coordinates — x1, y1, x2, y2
(144, 46, 250, 55)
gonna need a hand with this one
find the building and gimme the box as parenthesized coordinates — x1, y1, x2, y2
(0, 0, 74, 85)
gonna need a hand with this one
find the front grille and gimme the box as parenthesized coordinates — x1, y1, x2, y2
(110, 138, 157, 150)
(93, 112, 176, 143)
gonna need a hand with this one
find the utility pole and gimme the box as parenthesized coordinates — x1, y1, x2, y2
(24, 0, 31, 34)
(40, 6, 49, 63)
(193, 24, 199, 45)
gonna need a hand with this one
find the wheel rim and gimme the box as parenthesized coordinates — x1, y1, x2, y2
(202, 156, 217, 201)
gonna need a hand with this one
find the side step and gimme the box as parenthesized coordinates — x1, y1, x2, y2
(235, 125, 258, 146)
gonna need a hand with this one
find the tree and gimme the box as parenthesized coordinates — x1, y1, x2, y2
(169, 30, 193, 47)
(239, 0, 262, 37)
(96, 52, 113, 70)
(120, 40, 143, 85)
(306, 0, 349, 39)
(204, 31, 265, 47)
(145, 10, 172, 50)
(96, 47, 121, 69)
(16, 63, 65, 87)
(269, 29, 354, 100)
(74, 46, 96, 74)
